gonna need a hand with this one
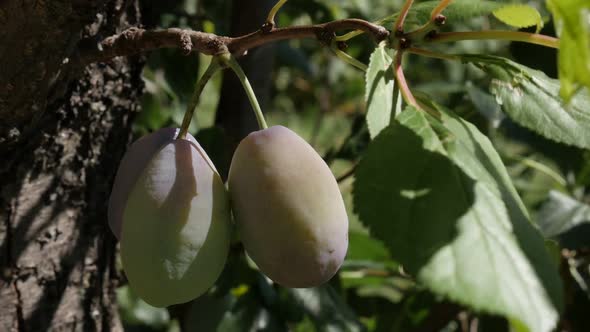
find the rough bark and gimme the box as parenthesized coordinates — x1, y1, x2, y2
(0, 0, 143, 331)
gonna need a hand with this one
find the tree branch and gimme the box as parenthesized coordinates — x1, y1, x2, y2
(75, 27, 230, 65)
(74, 19, 389, 66)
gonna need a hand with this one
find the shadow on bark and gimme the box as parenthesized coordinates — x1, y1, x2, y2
(0, 1, 144, 330)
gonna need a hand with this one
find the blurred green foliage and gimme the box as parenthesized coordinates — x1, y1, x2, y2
(121, 0, 590, 331)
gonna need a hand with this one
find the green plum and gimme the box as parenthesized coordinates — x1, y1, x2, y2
(110, 128, 231, 307)
(228, 126, 348, 288)
(109, 128, 183, 239)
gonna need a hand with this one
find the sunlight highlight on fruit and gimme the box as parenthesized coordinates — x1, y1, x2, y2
(228, 126, 349, 288)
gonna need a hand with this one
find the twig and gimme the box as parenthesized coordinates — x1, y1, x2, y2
(393, 51, 418, 108)
(430, 0, 454, 20)
(230, 19, 389, 55)
(407, 47, 460, 61)
(266, 0, 288, 27)
(428, 31, 559, 49)
(331, 46, 368, 72)
(75, 20, 389, 66)
(394, 51, 441, 118)
(394, 0, 415, 33)
(405, 20, 439, 43)
(404, 0, 450, 43)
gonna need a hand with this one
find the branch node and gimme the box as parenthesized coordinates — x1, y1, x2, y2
(337, 41, 348, 51)
(316, 29, 336, 46)
(206, 38, 229, 55)
(261, 22, 274, 33)
(434, 15, 446, 26)
(399, 37, 411, 49)
(120, 27, 142, 44)
(180, 31, 193, 55)
(374, 27, 390, 42)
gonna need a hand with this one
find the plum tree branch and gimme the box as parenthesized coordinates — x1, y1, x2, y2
(74, 19, 389, 66)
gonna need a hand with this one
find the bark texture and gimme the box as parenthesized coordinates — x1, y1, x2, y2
(0, 0, 143, 331)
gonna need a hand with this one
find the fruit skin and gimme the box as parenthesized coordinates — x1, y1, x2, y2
(111, 129, 231, 307)
(108, 128, 199, 239)
(228, 125, 348, 288)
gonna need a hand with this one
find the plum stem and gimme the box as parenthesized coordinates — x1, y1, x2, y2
(330, 44, 368, 72)
(221, 54, 269, 130)
(178, 57, 222, 140)
(266, 0, 288, 28)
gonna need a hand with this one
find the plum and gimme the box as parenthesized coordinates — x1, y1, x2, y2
(108, 128, 185, 239)
(228, 126, 348, 288)
(109, 128, 231, 307)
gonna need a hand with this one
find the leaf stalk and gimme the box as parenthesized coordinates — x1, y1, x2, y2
(428, 31, 559, 49)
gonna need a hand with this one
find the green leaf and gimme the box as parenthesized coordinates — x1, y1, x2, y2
(461, 54, 590, 149)
(493, 4, 543, 33)
(547, 0, 590, 100)
(354, 106, 563, 332)
(354, 110, 460, 270)
(365, 43, 398, 139)
(537, 190, 590, 238)
(346, 231, 392, 263)
(380, 0, 503, 27)
(465, 83, 504, 127)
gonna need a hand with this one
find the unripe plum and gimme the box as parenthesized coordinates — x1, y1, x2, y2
(109, 128, 188, 239)
(109, 128, 231, 307)
(228, 126, 348, 288)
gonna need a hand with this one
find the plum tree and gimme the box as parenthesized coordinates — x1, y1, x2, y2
(228, 126, 348, 288)
(109, 128, 231, 307)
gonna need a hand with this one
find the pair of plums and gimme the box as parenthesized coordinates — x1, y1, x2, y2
(108, 126, 349, 307)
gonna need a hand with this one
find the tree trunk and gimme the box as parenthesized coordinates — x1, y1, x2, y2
(0, 0, 143, 330)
